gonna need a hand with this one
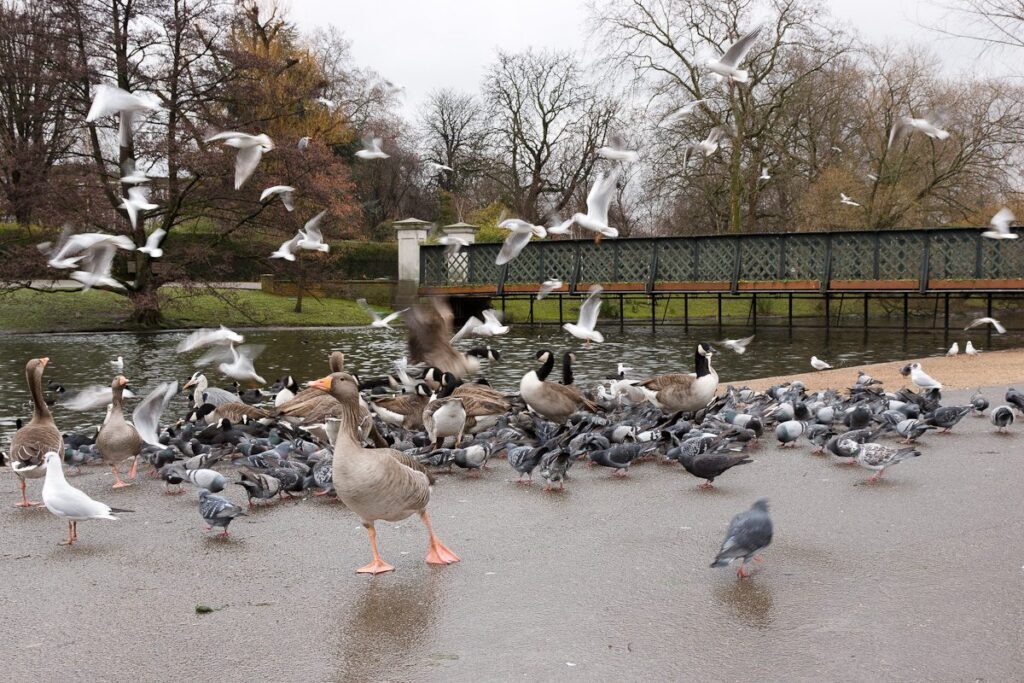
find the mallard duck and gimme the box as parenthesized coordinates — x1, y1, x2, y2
(307, 372, 459, 574)
(519, 350, 598, 423)
(423, 373, 467, 447)
(96, 375, 143, 489)
(638, 342, 719, 413)
(9, 358, 63, 507)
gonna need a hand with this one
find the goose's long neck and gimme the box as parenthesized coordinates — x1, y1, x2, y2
(332, 399, 364, 451)
(28, 366, 51, 419)
(695, 352, 712, 378)
(111, 384, 126, 413)
(561, 354, 574, 386)
(536, 353, 555, 382)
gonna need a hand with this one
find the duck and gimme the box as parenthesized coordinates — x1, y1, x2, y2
(307, 372, 459, 574)
(9, 358, 63, 507)
(370, 384, 431, 430)
(638, 342, 719, 413)
(182, 371, 237, 407)
(519, 350, 599, 423)
(96, 375, 143, 489)
(423, 373, 468, 447)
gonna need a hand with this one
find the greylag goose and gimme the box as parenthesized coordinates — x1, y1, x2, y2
(9, 358, 63, 507)
(519, 350, 598, 423)
(96, 375, 143, 488)
(638, 342, 719, 413)
(307, 372, 460, 574)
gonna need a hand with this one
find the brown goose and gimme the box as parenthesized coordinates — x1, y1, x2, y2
(308, 372, 459, 574)
(519, 350, 598, 423)
(638, 343, 719, 413)
(9, 358, 63, 507)
(370, 384, 430, 430)
(276, 351, 346, 418)
(405, 298, 478, 378)
(97, 375, 143, 489)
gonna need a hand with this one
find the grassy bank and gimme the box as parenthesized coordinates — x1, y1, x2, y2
(0, 287, 374, 333)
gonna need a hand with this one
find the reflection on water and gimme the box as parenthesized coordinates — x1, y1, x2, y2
(0, 323, 1015, 433)
(714, 578, 775, 629)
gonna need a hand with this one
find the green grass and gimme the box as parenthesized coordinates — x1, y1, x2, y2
(0, 287, 374, 333)
(499, 294, 825, 323)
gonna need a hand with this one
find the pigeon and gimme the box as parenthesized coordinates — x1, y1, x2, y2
(596, 135, 639, 163)
(270, 232, 303, 261)
(185, 468, 226, 493)
(176, 326, 244, 353)
(775, 420, 806, 447)
(840, 193, 860, 207)
(718, 335, 754, 355)
(563, 285, 604, 344)
(969, 390, 989, 414)
(990, 405, 1014, 432)
(539, 449, 571, 492)
(907, 362, 942, 390)
(840, 440, 920, 483)
(705, 24, 763, 83)
(506, 444, 544, 484)
(588, 443, 649, 477)
(235, 470, 282, 506)
(856, 371, 881, 387)
(355, 136, 389, 160)
(710, 498, 773, 578)
(964, 317, 1005, 334)
(536, 279, 563, 300)
(198, 489, 246, 536)
(296, 210, 329, 253)
(1006, 388, 1024, 414)
(571, 169, 620, 240)
(810, 356, 831, 370)
(677, 441, 752, 489)
(41, 452, 131, 546)
(205, 131, 274, 189)
(982, 208, 1017, 240)
(358, 299, 407, 329)
(965, 341, 980, 355)
(946, 342, 959, 356)
(260, 185, 295, 211)
(888, 115, 950, 148)
(925, 406, 971, 432)
(120, 185, 158, 230)
(137, 228, 166, 259)
(895, 418, 935, 443)
(496, 219, 546, 265)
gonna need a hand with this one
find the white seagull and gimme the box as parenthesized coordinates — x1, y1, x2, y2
(888, 115, 950, 148)
(137, 228, 166, 259)
(810, 356, 831, 370)
(218, 344, 265, 385)
(120, 159, 149, 185)
(685, 127, 727, 165)
(545, 216, 575, 236)
(706, 24, 763, 83)
(425, 161, 454, 173)
(658, 99, 708, 126)
(965, 317, 1006, 334)
(496, 219, 546, 265)
(982, 208, 1017, 240)
(176, 325, 244, 353)
(946, 342, 959, 356)
(111, 356, 124, 370)
(355, 136, 389, 160)
(438, 234, 468, 256)
(718, 335, 755, 355)
(270, 232, 303, 261)
(563, 285, 604, 344)
(42, 452, 128, 546)
(965, 341, 981, 356)
(597, 135, 639, 163)
(358, 299, 408, 329)
(451, 310, 509, 342)
(297, 210, 329, 253)
(297, 136, 311, 150)
(759, 166, 771, 181)
(571, 170, 619, 240)
(537, 278, 563, 300)
(85, 84, 161, 147)
(260, 185, 296, 212)
(120, 185, 158, 230)
(908, 362, 942, 390)
(840, 193, 861, 207)
(205, 131, 275, 189)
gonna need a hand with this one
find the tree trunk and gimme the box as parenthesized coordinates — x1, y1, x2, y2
(126, 286, 165, 328)
(729, 142, 743, 233)
(294, 257, 304, 313)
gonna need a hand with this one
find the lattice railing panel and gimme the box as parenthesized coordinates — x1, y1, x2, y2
(420, 247, 446, 285)
(982, 238, 1024, 279)
(877, 233, 923, 279)
(506, 244, 542, 284)
(614, 241, 652, 282)
(578, 242, 614, 282)
(739, 237, 781, 280)
(928, 232, 976, 279)
(784, 235, 826, 280)
(697, 238, 736, 281)
(655, 241, 696, 281)
(466, 244, 502, 285)
(830, 234, 874, 279)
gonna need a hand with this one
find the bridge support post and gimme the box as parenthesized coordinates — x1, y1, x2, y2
(943, 293, 950, 330)
(751, 293, 757, 328)
(903, 294, 909, 332)
(558, 295, 564, 325)
(650, 295, 657, 332)
(716, 293, 722, 327)
(683, 293, 689, 330)
(618, 294, 624, 333)
(824, 293, 831, 329)
(529, 296, 534, 324)
(863, 294, 869, 328)
(788, 293, 793, 326)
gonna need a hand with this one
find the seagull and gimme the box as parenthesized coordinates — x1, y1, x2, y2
(867, 172, 879, 181)
(358, 298, 407, 329)
(270, 232, 302, 261)
(965, 341, 980, 355)
(658, 99, 707, 126)
(260, 185, 295, 211)
(132, 381, 177, 446)
(41, 452, 130, 546)
(61, 384, 135, 411)
(946, 342, 959, 356)
(758, 166, 771, 181)
(70, 242, 124, 290)
(297, 210, 329, 253)
(496, 219, 546, 265)
(137, 228, 166, 259)
(120, 185, 158, 230)
(176, 325, 244, 353)
(218, 344, 265, 385)
(85, 84, 161, 147)
(355, 136, 389, 160)
(718, 335, 755, 355)
(888, 115, 950, 148)
(451, 309, 509, 342)
(205, 131, 274, 189)
(545, 216, 574, 236)
(120, 159, 149, 185)
(297, 136, 311, 150)
(536, 279, 563, 300)
(111, 356, 124, 370)
(44, 232, 134, 270)
(596, 135, 639, 163)
(684, 127, 727, 165)
(438, 234, 468, 256)
(425, 161, 454, 173)
(965, 317, 1006, 334)
(982, 208, 1017, 240)
(571, 170, 619, 240)
(840, 193, 861, 207)
(563, 285, 604, 344)
(710, 498, 773, 579)
(810, 356, 831, 370)
(907, 362, 942, 390)
(706, 24, 763, 83)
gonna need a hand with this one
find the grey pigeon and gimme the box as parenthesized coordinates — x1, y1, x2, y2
(710, 498, 773, 578)
(199, 489, 246, 536)
(540, 449, 571, 492)
(839, 440, 920, 483)
(895, 418, 935, 443)
(925, 406, 971, 432)
(1005, 388, 1024, 414)
(774, 420, 806, 447)
(184, 468, 226, 493)
(970, 390, 989, 415)
(235, 469, 282, 506)
(990, 405, 1014, 432)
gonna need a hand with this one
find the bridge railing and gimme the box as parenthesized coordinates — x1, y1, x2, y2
(419, 227, 1024, 295)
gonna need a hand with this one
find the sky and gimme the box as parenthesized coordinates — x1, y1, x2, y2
(291, 0, 1021, 119)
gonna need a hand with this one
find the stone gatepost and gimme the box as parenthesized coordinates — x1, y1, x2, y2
(442, 222, 479, 284)
(393, 217, 432, 306)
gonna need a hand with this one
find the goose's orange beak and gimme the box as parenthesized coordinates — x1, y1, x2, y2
(118, 376, 129, 387)
(308, 376, 332, 391)
(40, 357, 49, 367)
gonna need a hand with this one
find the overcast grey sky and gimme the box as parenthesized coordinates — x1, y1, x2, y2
(291, 0, 1018, 118)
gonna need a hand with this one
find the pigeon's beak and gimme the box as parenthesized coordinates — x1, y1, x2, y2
(307, 376, 332, 392)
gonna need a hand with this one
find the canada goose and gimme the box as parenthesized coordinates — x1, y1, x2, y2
(96, 375, 143, 489)
(9, 358, 63, 507)
(192, 401, 271, 425)
(520, 350, 599, 423)
(405, 298, 479, 378)
(307, 372, 459, 574)
(273, 375, 299, 407)
(371, 384, 431, 429)
(423, 373, 468, 447)
(638, 342, 719, 413)
(182, 372, 236, 407)
(451, 379, 511, 432)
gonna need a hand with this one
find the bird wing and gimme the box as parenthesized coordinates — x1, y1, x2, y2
(719, 24, 764, 67)
(577, 286, 604, 331)
(496, 229, 532, 265)
(233, 144, 264, 189)
(142, 228, 166, 251)
(303, 210, 327, 242)
(451, 316, 483, 343)
(47, 483, 113, 519)
(380, 308, 408, 325)
(132, 381, 178, 447)
(585, 170, 619, 226)
(357, 298, 382, 322)
(888, 117, 910, 148)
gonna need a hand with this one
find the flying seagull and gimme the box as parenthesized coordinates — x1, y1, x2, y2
(296, 210, 329, 253)
(706, 24, 764, 83)
(260, 185, 296, 212)
(571, 170, 620, 241)
(965, 317, 1005, 334)
(496, 219, 546, 265)
(563, 285, 604, 344)
(137, 228, 167, 259)
(597, 135, 639, 163)
(718, 335, 755, 355)
(888, 115, 950, 148)
(982, 208, 1017, 240)
(355, 136, 389, 160)
(358, 299, 407, 329)
(840, 193, 860, 207)
(205, 131, 275, 190)
(536, 279, 563, 300)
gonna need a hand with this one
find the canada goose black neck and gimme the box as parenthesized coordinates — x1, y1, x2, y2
(561, 352, 575, 386)
(535, 351, 555, 381)
(438, 373, 458, 398)
(694, 346, 712, 378)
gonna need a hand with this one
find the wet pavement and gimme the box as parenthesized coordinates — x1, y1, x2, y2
(1, 387, 1022, 682)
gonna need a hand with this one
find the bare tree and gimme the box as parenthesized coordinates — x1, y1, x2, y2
(932, 1, 1024, 52)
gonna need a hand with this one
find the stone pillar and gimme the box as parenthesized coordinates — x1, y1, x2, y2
(442, 221, 479, 245)
(393, 217, 431, 306)
(443, 222, 479, 285)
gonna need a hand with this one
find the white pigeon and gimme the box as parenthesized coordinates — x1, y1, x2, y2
(438, 234, 468, 256)
(908, 362, 942, 390)
(358, 298, 407, 329)
(597, 136, 639, 163)
(982, 208, 1017, 240)
(810, 356, 831, 370)
(451, 309, 509, 342)
(120, 159, 149, 185)
(496, 219, 546, 265)
(270, 232, 303, 261)
(425, 161, 454, 173)
(563, 285, 604, 344)
(355, 136, 389, 160)
(536, 278, 563, 300)
(706, 24, 763, 83)
(946, 342, 959, 356)
(888, 115, 950, 148)
(840, 193, 861, 207)
(120, 185, 158, 230)
(718, 335, 755, 355)
(42, 452, 127, 546)
(85, 84, 162, 147)
(297, 210, 329, 253)
(218, 344, 265, 385)
(297, 136, 311, 150)
(965, 317, 1006, 334)
(658, 99, 707, 126)
(176, 325, 244, 353)
(260, 185, 296, 212)
(759, 166, 771, 181)
(137, 228, 166, 259)
(965, 341, 980, 356)
(571, 170, 619, 239)
(111, 356, 124, 370)
(205, 131, 274, 189)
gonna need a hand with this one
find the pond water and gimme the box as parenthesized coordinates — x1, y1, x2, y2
(0, 321, 1015, 434)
